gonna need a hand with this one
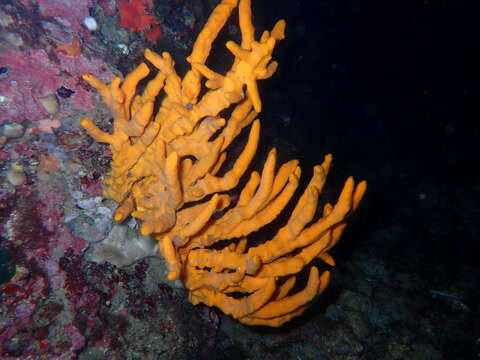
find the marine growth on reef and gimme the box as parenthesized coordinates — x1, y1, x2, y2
(82, 0, 366, 327)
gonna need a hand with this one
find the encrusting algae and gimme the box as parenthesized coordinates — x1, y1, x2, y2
(81, 0, 366, 327)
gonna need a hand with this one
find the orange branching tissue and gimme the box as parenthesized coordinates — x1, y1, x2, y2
(81, 0, 367, 326)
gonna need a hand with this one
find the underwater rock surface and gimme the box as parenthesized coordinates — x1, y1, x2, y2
(0, 0, 478, 359)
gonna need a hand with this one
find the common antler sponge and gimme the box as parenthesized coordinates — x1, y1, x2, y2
(81, 0, 366, 327)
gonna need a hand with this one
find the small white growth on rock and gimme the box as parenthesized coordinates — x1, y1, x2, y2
(86, 223, 159, 267)
(83, 16, 98, 31)
(76, 196, 103, 210)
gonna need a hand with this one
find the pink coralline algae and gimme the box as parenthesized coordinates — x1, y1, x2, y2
(0, 49, 113, 124)
(0, 266, 50, 355)
(98, 0, 117, 15)
(64, 324, 86, 352)
(13, 302, 36, 319)
(0, 192, 90, 358)
(0, 149, 11, 161)
(36, 0, 95, 35)
(80, 173, 104, 196)
(13, 142, 46, 158)
(36, 191, 89, 256)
